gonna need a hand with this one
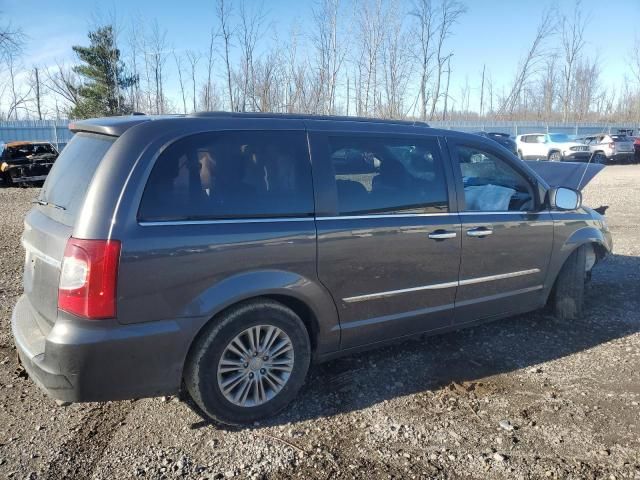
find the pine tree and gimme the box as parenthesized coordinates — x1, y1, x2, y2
(70, 26, 137, 118)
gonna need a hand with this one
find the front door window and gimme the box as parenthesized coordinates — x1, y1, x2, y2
(455, 145, 535, 212)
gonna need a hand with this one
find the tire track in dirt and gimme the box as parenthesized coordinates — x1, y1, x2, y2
(42, 401, 135, 480)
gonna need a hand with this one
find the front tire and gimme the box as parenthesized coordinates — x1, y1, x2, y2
(551, 245, 587, 320)
(184, 299, 311, 425)
(593, 152, 606, 164)
(548, 151, 562, 162)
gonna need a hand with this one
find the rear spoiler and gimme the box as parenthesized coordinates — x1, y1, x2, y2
(69, 116, 153, 137)
(525, 161, 605, 191)
(69, 114, 189, 137)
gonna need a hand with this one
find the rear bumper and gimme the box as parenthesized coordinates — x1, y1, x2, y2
(11, 295, 198, 403)
(608, 152, 634, 163)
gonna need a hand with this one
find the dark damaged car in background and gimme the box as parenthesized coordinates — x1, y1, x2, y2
(11, 113, 612, 426)
(0, 141, 59, 186)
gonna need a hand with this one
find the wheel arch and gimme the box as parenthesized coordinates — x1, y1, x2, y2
(179, 270, 340, 380)
(543, 229, 610, 303)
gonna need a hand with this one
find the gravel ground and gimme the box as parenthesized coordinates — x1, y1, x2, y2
(1, 166, 639, 480)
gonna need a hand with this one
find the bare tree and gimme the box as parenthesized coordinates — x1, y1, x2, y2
(478, 64, 485, 116)
(410, 0, 436, 121)
(173, 51, 188, 114)
(29, 67, 44, 119)
(44, 61, 82, 115)
(147, 20, 169, 114)
(127, 17, 143, 112)
(237, 1, 267, 111)
(353, 0, 386, 116)
(560, 0, 587, 122)
(4, 51, 32, 119)
(202, 29, 217, 111)
(216, 0, 235, 110)
(429, 0, 466, 120)
(0, 21, 24, 60)
(311, 0, 345, 114)
(497, 8, 555, 117)
(572, 57, 600, 121)
(441, 54, 451, 121)
(540, 54, 558, 120)
(186, 50, 201, 112)
(381, 0, 412, 118)
(631, 36, 640, 85)
(282, 23, 308, 113)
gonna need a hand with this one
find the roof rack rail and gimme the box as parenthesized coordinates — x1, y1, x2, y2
(188, 111, 430, 127)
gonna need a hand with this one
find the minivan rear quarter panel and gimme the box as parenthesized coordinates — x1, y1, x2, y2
(105, 118, 341, 357)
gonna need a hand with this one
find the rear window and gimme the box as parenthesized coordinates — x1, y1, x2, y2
(138, 130, 314, 221)
(38, 133, 115, 225)
(610, 135, 629, 142)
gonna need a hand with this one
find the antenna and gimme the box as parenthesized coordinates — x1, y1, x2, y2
(576, 146, 597, 191)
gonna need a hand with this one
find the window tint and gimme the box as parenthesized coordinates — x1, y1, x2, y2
(610, 135, 629, 142)
(139, 131, 313, 221)
(456, 145, 534, 212)
(39, 133, 115, 226)
(327, 136, 448, 215)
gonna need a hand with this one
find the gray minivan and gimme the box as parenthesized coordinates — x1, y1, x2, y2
(12, 113, 612, 425)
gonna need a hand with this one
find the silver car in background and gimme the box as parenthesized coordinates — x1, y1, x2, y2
(583, 134, 635, 164)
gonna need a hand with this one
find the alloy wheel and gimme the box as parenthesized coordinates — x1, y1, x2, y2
(217, 325, 295, 407)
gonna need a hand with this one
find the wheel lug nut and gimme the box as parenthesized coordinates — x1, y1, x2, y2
(253, 352, 258, 357)
(249, 372, 254, 378)
(260, 368, 266, 374)
(263, 356, 268, 361)
(243, 363, 249, 368)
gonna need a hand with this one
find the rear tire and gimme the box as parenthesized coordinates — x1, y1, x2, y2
(184, 299, 311, 425)
(552, 245, 587, 320)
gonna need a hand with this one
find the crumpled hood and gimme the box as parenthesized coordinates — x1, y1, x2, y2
(525, 161, 605, 191)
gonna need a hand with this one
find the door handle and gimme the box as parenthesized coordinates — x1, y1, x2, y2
(428, 229, 457, 240)
(467, 227, 493, 237)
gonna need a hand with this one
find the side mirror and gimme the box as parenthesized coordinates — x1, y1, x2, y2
(548, 187, 582, 211)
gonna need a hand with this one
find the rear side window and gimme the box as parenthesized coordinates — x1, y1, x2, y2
(327, 136, 448, 215)
(610, 135, 628, 142)
(39, 133, 115, 225)
(139, 131, 313, 221)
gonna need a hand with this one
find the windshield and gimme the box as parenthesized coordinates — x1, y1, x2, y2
(548, 134, 570, 142)
(39, 132, 115, 225)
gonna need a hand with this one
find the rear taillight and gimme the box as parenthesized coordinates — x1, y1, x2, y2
(609, 142, 615, 150)
(58, 238, 121, 319)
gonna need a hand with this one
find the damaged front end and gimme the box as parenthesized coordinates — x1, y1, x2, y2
(526, 160, 609, 215)
(0, 142, 59, 186)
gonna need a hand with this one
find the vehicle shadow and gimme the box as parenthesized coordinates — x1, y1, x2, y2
(188, 253, 640, 431)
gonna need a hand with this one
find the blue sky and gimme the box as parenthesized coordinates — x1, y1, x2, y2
(4, 0, 640, 110)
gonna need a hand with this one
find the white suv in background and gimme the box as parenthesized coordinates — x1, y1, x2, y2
(515, 133, 591, 162)
(582, 134, 635, 164)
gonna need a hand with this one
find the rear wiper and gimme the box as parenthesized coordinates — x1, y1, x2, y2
(32, 198, 66, 211)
